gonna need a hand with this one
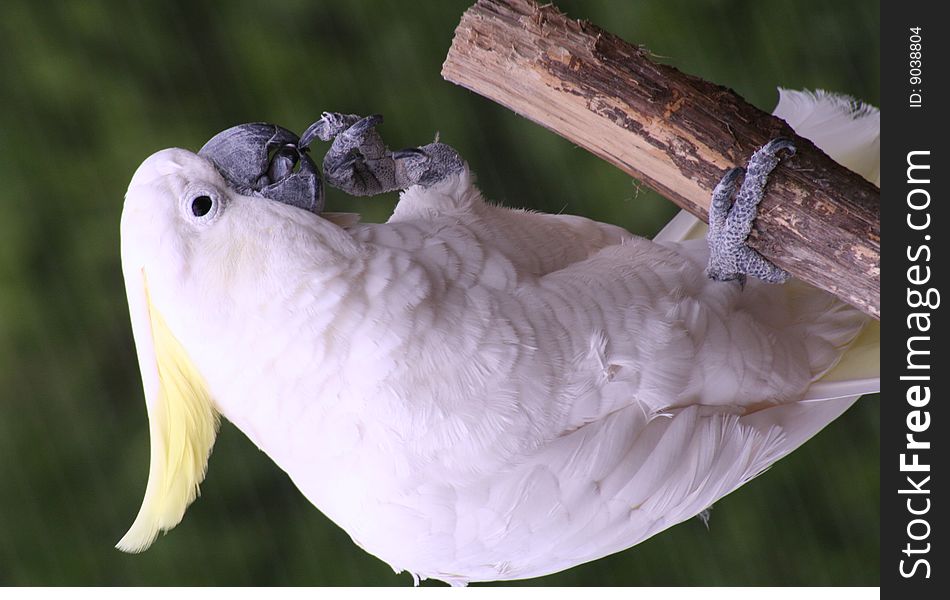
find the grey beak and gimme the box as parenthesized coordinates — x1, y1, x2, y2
(198, 123, 324, 214)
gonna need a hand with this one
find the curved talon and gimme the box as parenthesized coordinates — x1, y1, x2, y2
(762, 137, 796, 156)
(719, 167, 745, 186)
(297, 126, 320, 150)
(299, 112, 363, 149)
(392, 148, 426, 160)
(350, 114, 383, 134)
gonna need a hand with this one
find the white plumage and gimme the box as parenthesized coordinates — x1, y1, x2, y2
(119, 89, 879, 584)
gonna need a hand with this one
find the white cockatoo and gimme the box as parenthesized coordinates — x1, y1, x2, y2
(118, 88, 879, 585)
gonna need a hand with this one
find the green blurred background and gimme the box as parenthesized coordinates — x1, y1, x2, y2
(0, 0, 879, 586)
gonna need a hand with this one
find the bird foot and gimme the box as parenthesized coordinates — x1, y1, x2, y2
(300, 112, 463, 196)
(705, 138, 795, 285)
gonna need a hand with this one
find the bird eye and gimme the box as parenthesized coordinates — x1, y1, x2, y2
(191, 195, 214, 217)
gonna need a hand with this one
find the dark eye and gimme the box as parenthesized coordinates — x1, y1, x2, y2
(191, 195, 213, 217)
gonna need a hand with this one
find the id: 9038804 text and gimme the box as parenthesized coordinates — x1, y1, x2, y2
(909, 27, 923, 108)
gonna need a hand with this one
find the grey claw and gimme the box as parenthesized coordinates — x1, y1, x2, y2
(762, 137, 796, 156)
(720, 167, 745, 185)
(299, 112, 363, 149)
(392, 147, 425, 160)
(343, 114, 383, 139)
(297, 125, 320, 150)
(334, 155, 359, 171)
(396, 142, 464, 189)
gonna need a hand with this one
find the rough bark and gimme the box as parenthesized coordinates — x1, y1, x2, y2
(441, 0, 880, 319)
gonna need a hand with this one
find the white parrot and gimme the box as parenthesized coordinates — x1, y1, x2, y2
(117, 88, 879, 585)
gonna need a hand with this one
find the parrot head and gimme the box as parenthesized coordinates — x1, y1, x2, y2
(116, 125, 344, 553)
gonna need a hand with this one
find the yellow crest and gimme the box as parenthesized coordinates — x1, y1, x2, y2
(117, 278, 220, 553)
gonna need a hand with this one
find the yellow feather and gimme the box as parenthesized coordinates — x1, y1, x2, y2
(815, 320, 880, 383)
(116, 276, 219, 553)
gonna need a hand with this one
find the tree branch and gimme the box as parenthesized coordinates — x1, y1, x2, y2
(441, 0, 880, 318)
